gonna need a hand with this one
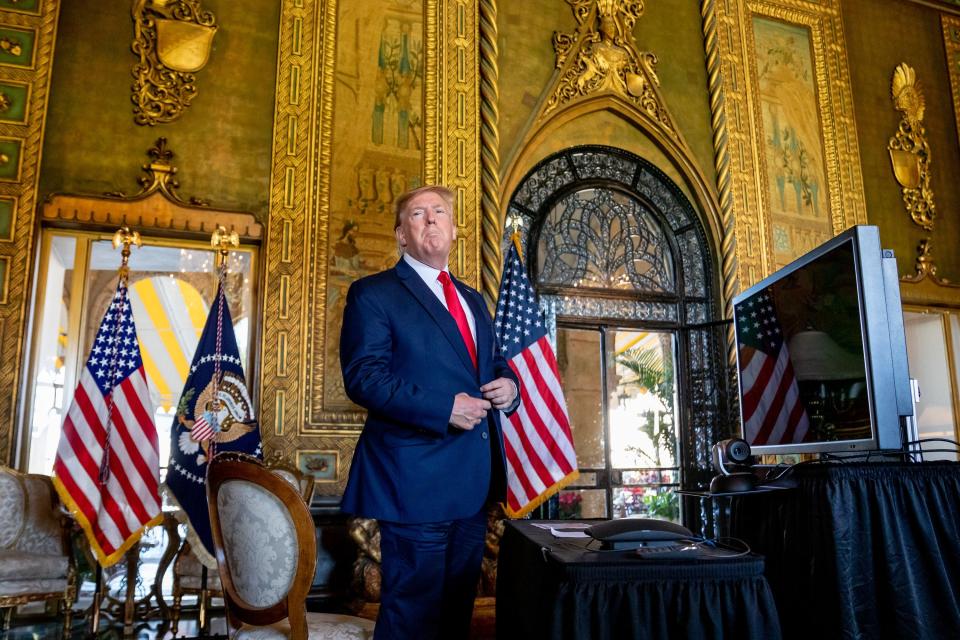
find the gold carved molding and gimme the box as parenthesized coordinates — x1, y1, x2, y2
(0, 0, 60, 464)
(131, 0, 217, 126)
(701, 0, 867, 290)
(41, 139, 262, 241)
(542, 0, 678, 141)
(943, 15, 960, 150)
(900, 237, 960, 288)
(479, 0, 502, 304)
(502, 1, 727, 359)
(888, 63, 935, 231)
(260, 0, 486, 494)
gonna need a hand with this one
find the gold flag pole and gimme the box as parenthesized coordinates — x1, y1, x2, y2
(195, 225, 238, 634)
(90, 226, 141, 635)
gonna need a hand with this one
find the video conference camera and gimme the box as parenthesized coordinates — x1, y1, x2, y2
(710, 438, 757, 493)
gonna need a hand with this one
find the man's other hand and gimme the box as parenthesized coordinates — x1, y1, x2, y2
(480, 378, 518, 410)
(450, 393, 491, 430)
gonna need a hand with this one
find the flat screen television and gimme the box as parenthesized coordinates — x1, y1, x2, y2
(732, 225, 913, 456)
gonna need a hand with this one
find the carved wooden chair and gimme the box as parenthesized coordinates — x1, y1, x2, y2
(264, 451, 316, 506)
(207, 454, 374, 639)
(0, 466, 77, 637)
(170, 452, 317, 636)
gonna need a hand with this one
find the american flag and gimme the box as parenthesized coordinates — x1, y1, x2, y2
(495, 241, 578, 517)
(53, 281, 161, 567)
(190, 413, 216, 442)
(736, 290, 810, 445)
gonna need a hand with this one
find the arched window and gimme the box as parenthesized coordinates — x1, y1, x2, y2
(505, 146, 730, 524)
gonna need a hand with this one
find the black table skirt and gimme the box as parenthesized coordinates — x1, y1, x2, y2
(731, 461, 960, 640)
(496, 520, 781, 640)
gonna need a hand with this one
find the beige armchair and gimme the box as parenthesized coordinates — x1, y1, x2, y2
(207, 454, 374, 639)
(170, 453, 317, 636)
(0, 466, 77, 636)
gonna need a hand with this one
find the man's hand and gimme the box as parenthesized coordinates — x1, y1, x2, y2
(480, 378, 518, 410)
(450, 393, 491, 430)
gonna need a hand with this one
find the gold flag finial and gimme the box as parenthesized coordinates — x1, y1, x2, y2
(507, 213, 524, 260)
(211, 225, 239, 268)
(111, 226, 142, 277)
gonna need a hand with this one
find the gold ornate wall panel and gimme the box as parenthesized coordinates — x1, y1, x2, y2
(943, 14, 960, 150)
(261, 0, 484, 495)
(0, 0, 58, 464)
(702, 0, 866, 288)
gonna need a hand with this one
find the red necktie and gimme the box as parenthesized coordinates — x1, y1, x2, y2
(438, 271, 478, 369)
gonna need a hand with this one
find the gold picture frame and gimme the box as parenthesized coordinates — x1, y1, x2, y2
(702, 0, 867, 289)
(295, 449, 340, 484)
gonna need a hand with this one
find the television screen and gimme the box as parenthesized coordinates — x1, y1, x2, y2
(733, 226, 908, 455)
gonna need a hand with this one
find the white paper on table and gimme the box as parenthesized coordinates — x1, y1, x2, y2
(548, 527, 590, 538)
(530, 522, 591, 530)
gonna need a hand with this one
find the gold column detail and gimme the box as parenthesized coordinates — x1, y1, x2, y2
(942, 16, 960, 154)
(701, 0, 738, 368)
(131, 0, 218, 126)
(0, 0, 61, 463)
(888, 63, 935, 231)
(479, 0, 501, 307)
(541, 0, 677, 138)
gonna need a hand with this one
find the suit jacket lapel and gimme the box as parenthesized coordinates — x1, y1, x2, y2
(394, 259, 477, 376)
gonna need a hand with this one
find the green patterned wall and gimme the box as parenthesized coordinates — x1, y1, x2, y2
(39, 0, 279, 219)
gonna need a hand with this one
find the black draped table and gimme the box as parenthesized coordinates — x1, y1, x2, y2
(730, 461, 960, 640)
(496, 520, 781, 640)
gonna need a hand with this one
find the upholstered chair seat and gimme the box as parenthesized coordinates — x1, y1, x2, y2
(207, 455, 373, 640)
(0, 467, 77, 636)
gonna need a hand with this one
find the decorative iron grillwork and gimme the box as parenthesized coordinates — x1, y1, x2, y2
(537, 187, 675, 293)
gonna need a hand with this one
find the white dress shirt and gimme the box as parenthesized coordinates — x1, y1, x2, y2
(403, 253, 477, 345)
(402, 253, 519, 409)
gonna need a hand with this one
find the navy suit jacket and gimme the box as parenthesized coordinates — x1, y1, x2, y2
(339, 257, 518, 523)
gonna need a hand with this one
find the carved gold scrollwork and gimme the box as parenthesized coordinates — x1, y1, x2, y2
(901, 237, 960, 288)
(888, 63, 936, 231)
(542, 0, 673, 136)
(131, 0, 217, 126)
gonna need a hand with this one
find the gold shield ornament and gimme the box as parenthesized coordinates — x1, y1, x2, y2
(155, 18, 217, 73)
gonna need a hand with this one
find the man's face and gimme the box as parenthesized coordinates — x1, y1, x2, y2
(395, 191, 456, 269)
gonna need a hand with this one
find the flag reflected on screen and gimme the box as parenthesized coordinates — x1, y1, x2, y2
(53, 281, 161, 567)
(495, 242, 578, 518)
(736, 290, 810, 445)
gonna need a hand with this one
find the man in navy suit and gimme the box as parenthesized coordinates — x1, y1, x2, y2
(340, 185, 519, 640)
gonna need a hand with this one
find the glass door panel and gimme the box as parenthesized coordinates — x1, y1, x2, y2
(555, 327, 604, 468)
(551, 324, 681, 522)
(606, 328, 680, 520)
(904, 310, 959, 461)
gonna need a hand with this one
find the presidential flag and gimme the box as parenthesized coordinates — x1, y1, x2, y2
(495, 241, 578, 517)
(165, 285, 260, 567)
(736, 290, 810, 445)
(53, 280, 161, 567)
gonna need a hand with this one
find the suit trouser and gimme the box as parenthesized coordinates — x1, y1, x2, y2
(375, 506, 487, 640)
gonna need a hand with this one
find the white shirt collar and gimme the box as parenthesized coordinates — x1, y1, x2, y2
(403, 252, 449, 283)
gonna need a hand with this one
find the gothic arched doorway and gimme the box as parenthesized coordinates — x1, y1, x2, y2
(505, 145, 732, 527)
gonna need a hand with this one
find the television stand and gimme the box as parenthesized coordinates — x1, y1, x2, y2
(728, 460, 960, 640)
